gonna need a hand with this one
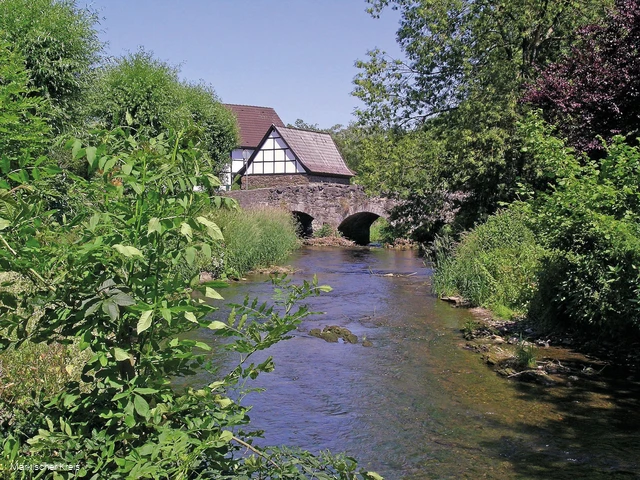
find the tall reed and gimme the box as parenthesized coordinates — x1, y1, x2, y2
(205, 207, 300, 277)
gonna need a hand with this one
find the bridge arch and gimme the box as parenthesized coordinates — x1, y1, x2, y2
(338, 211, 381, 245)
(291, 211, 314, 238)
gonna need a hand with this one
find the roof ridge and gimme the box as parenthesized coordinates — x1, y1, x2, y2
(223, 103, 278, 109)
(278, 125, 332, 136)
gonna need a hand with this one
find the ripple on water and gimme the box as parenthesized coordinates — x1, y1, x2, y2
(186, 247, 640, 479)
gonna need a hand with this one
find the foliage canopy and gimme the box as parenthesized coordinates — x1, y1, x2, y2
(524, 0, 640, 155)
(0, 0, 101, 131)
(0, 40, 50, 182)
(86, 51, 238, 173)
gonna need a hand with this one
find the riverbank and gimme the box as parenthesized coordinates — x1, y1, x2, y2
(443, 298, 640, 386)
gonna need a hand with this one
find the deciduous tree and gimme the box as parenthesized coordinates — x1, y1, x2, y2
(524, 0, 640, 155)
(0, 0, 101, 131)
(86, 50, 238, 174)
(351, 0, 612, 239)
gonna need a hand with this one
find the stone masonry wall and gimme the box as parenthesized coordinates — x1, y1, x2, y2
(240, 174, 309, 189)
(240, 174, 350, 189)
(223, 183, 396, 230)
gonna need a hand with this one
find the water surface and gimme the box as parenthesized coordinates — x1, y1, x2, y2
(191, 246, 640, 479)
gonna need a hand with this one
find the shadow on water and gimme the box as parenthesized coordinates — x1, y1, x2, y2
(477, 370, 640, 479)
(187, 246, 640, 479)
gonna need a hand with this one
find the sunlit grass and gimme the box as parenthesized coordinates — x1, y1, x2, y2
(205, 207, 300, 277)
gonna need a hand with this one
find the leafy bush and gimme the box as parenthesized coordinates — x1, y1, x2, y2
(205, 207, 300, 278)
(0, 130, 377, 478)
(0, 40, 50, 176)
(85, 50, 238, 173)
(432, 207, 546, 315)
(515, 338, 537, 369)
(369, 217, 395, 244)
(528, 137, 640, 340)
(0, 0, 101, 131)
(313, 223, 341, 239)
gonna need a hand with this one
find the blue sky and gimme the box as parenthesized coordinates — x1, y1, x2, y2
(87, 0, 402, 128)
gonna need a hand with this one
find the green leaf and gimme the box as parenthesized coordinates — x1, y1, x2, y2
(208, 320, 227, 331)
(102, 300, 119, 322)
(148, 217, 161, 235)
(0, 218, 10, 231)
(113, 244, 144, 258)
(184, 311, 198, 323)
(216, 397, 233, 408)
(201, 242, 212, 260)
(88, 213, 100, 231)
(219, 430, 233, 443)
(196, 216, 224, 240)
(72, 139, 82, 159)
(137, 310, 153, 334)
(86, 146, 97, 167)
(365, 472, 384, 480)
(133, 394, 150, 419)
(113, 348, 129, 361)
(185, 246, 196, 266)
(180, 222, 193, 241)
(207, 174, 222, 187)
(112, 292, 136, 306)
(205, 287, 224, 300)
(194, 341, 211, 351)
(63, 394, 79, 408)
(134, 387, 159, 395)
(130, 182, 144, 195)
(124, 415, 136, 428)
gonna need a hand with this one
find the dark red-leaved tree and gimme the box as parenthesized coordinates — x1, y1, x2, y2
(524, 0, 640, 155)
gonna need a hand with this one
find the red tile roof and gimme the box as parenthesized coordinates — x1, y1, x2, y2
(277, 126, 354, 177)
(223, 104, 285, 148)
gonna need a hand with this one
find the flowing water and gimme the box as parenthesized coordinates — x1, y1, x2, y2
(189, 246, 640, 479)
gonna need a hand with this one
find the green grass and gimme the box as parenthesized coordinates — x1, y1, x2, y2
(204, 207, 300, 278)
(432, 207, 546, 316)
(515, 338, 537, 369)
(369, 217, 395, 244)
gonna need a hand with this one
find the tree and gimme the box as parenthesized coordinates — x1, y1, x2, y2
(178, 81, 241, 171)
(356, 0, 612, 127)
(524, 0, 640, 156)
(352, 0, 612, 239)
(86, 51, 179, 134)
(0, 0, 101, 131)
(86, 50, 238, 174)
(0, 40, 50, 186)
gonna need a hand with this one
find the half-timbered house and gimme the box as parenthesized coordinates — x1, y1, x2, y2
(234, 125, 354, 189)
(222, 104, 285, 189)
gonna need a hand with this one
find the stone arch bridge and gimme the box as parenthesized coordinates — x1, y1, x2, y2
(223, 184, 397, 245)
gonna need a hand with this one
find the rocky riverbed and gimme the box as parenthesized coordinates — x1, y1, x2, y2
(441, 297, 640, 387)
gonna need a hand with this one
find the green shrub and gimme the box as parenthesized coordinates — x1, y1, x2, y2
(527, 137, 640, 340)
(432, 207, 546, 315)
(313, 223, 341, 239)
(0, 130, 376, 479)
(515, 338, 537, 369)
(369, 217, 396, 244)
(204, 207, 300, 278)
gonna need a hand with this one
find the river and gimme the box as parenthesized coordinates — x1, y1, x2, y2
(189, 246, 640, 479)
